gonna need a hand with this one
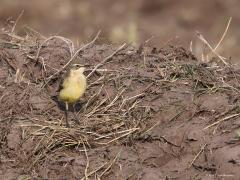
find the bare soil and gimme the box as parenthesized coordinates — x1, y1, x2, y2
(1, 29, 240, 180)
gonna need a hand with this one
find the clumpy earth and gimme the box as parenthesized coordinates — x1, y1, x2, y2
(1, 30, 240, 180)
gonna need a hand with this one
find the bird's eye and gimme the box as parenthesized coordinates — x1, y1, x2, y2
(72, 64, 83, 69)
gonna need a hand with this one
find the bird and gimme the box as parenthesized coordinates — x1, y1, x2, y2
(59, 66, 87, 127)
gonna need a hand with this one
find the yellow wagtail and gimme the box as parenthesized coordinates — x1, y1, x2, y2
(59, 66, 87, 127)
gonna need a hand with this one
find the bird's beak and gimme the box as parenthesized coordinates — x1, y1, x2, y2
(76, 67, 85, 74)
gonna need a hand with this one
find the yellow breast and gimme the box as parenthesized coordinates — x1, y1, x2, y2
(59, 69, 87, 104)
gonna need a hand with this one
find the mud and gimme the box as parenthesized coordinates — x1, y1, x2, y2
(0, 31, 240, 180)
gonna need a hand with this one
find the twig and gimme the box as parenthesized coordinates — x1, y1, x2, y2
(35, 35, 73, 60)
(85, 98, 108, 118)
(144, 36, 154, 44)
(42, 31, 100, 87)
(203, 113, 240, 130)
(94, 128, 138, 140)
(143, 120, 162, 135)
(82, 84, 104, 111)
(97, 128, 139, 145)
(80, 162, 107, 180)
(11, 10, 24, 33)
(119, 93, 145, 110)
(196, 32, 228, 65)
(82, 141, 90, 180)
(87, 43, 126, 78)
(160, 136, 180, 147)
(24, 25, 47, 39)
(104, 88, 126, 112)
(189, 40, 193, 52)
(188, 143, 207, 168)
(99, 150, 121, 178)
(214, 17, 232, 51)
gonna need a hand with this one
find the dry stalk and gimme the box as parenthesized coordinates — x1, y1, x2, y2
(39, 31, 101, 87)
(197, 31, 228, 65)
(97, 128, 139, 145)
(188, 143, 207, 168)
(119, 93, 145, 110)
(80, 162, 107, 180)
(104, 88, 126, 112)
(203, 113, 240, 130)
(214, 17, 232, 51)
(11, 10, 24, 33)
(83, 84, 104, 112)
(87, 76, 105, 88)
(94, 128, 138, 141)
(196, 17, 232, 65)
(99, 150, 121, 178)
(85, 98, 108, 118)
(82, 140, 90, 180)
(87, 43, 126, 78)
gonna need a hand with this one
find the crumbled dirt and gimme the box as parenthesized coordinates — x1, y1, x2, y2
(1, 31, 240, 180)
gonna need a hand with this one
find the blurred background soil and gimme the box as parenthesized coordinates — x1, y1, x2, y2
(0, 0, 239, 62)
(1, 1, 240, 179)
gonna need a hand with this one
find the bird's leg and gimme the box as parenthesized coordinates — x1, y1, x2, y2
(65, 102, 70, 127)
(73, 104, 80, 124)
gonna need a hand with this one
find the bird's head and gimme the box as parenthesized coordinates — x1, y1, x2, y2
(69, 65, 85, 77)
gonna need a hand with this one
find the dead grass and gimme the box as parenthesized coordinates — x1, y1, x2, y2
(1, 16, 240, 179)
(0, 23, 152, 171)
